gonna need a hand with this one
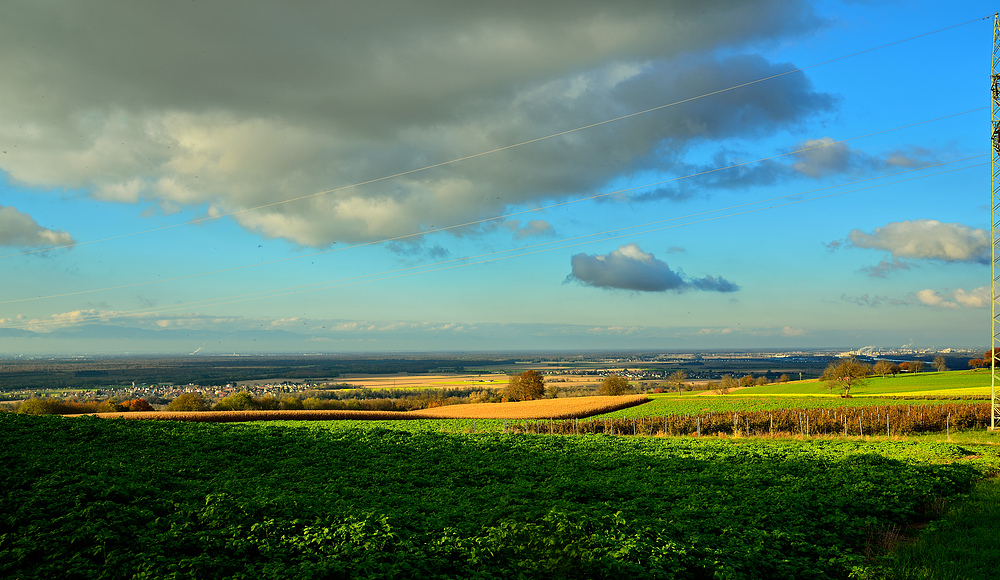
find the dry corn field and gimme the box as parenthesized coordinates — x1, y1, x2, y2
(72, 395, 649, 422)
(407, 395, 649, 419)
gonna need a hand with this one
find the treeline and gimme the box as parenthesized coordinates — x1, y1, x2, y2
(694, 373, 793, 394)
(11, 386, 510, 415)
(14, 397, 154, 415)
(294, 387, 505, 411)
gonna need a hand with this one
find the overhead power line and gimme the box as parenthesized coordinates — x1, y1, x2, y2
(7, 158, 985, 330)
(0, 14, 989, 260)
(0, 108, 984, 306)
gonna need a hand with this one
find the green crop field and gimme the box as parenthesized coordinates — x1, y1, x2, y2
(2, 413, 999, 579)
(859, 371, 990, 396)
(740, 370, 989, 397)
(598, 394, 950, 419)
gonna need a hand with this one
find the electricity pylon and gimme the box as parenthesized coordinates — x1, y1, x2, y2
(991, 12, 1000, 430)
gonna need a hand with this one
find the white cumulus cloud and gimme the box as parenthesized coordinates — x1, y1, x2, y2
(953, 287, 990, 308)
(915, 287, 989, 309)
(847, 220, 989, 264)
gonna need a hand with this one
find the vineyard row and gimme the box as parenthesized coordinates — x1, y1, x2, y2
(505, 403, 992, 437)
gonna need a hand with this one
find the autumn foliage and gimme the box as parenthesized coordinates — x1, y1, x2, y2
(121, 398, 155, 411)
(597, 374, 632, 396)
(504, 370, 546, 401)
(16, 397, 155, 415)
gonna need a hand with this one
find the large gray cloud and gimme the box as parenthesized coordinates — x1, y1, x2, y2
(0, 0, 826, 247)
(0, 205, 75, 249)
(567, 243, 738, 293)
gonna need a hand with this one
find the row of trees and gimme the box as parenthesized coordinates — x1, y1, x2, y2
(17, 397, 153, 415)
(507, 369, 798, 399)
(824, 354, 961, 397)
(870, 356, 957, 378)
(710, 373, 786, 394)
(821, 354, 948, 397)
(968, 349, 1000, 370)
(820, 349, 956, 397)
(503, 370, 641, 400)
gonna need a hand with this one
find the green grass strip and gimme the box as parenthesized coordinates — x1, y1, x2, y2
(741, 371, 989, 397)
(597, 395, 949, 418)
(886, 477, 1000, 580)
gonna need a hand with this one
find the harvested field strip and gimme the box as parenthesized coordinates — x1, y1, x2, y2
(71, 395, 650, 422)
(408, 394, 649, 419)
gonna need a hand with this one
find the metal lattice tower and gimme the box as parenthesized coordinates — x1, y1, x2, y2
(992, 12, 1000, 430)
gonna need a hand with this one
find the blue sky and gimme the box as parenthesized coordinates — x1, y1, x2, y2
(0, 0, 995, 354)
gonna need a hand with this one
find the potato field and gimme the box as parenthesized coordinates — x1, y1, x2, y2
(2, 412, 998, 579)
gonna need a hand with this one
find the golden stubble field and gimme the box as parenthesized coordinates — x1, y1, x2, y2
(408, 394, 649, 419)
(73, 395, 650, 422)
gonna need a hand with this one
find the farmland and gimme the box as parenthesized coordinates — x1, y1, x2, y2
(5, 366, 1000, 578)
(742, 371, 990, 397)
(2, 412, 997, 579)
(600, 393, 949, 418)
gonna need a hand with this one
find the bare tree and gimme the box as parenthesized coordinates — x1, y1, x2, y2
(821, 357, 871, 398)
(715, 374, 738, 395)
(668, 370, 687, 394)
(873, 360, 894, 378)
(933, 355, 948, 373)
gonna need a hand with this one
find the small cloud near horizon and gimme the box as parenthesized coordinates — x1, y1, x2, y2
(915, 287, 989, 309)
(567, 244, 739, 293)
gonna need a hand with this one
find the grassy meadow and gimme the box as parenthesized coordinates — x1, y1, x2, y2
(738, 370, 990, 397)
